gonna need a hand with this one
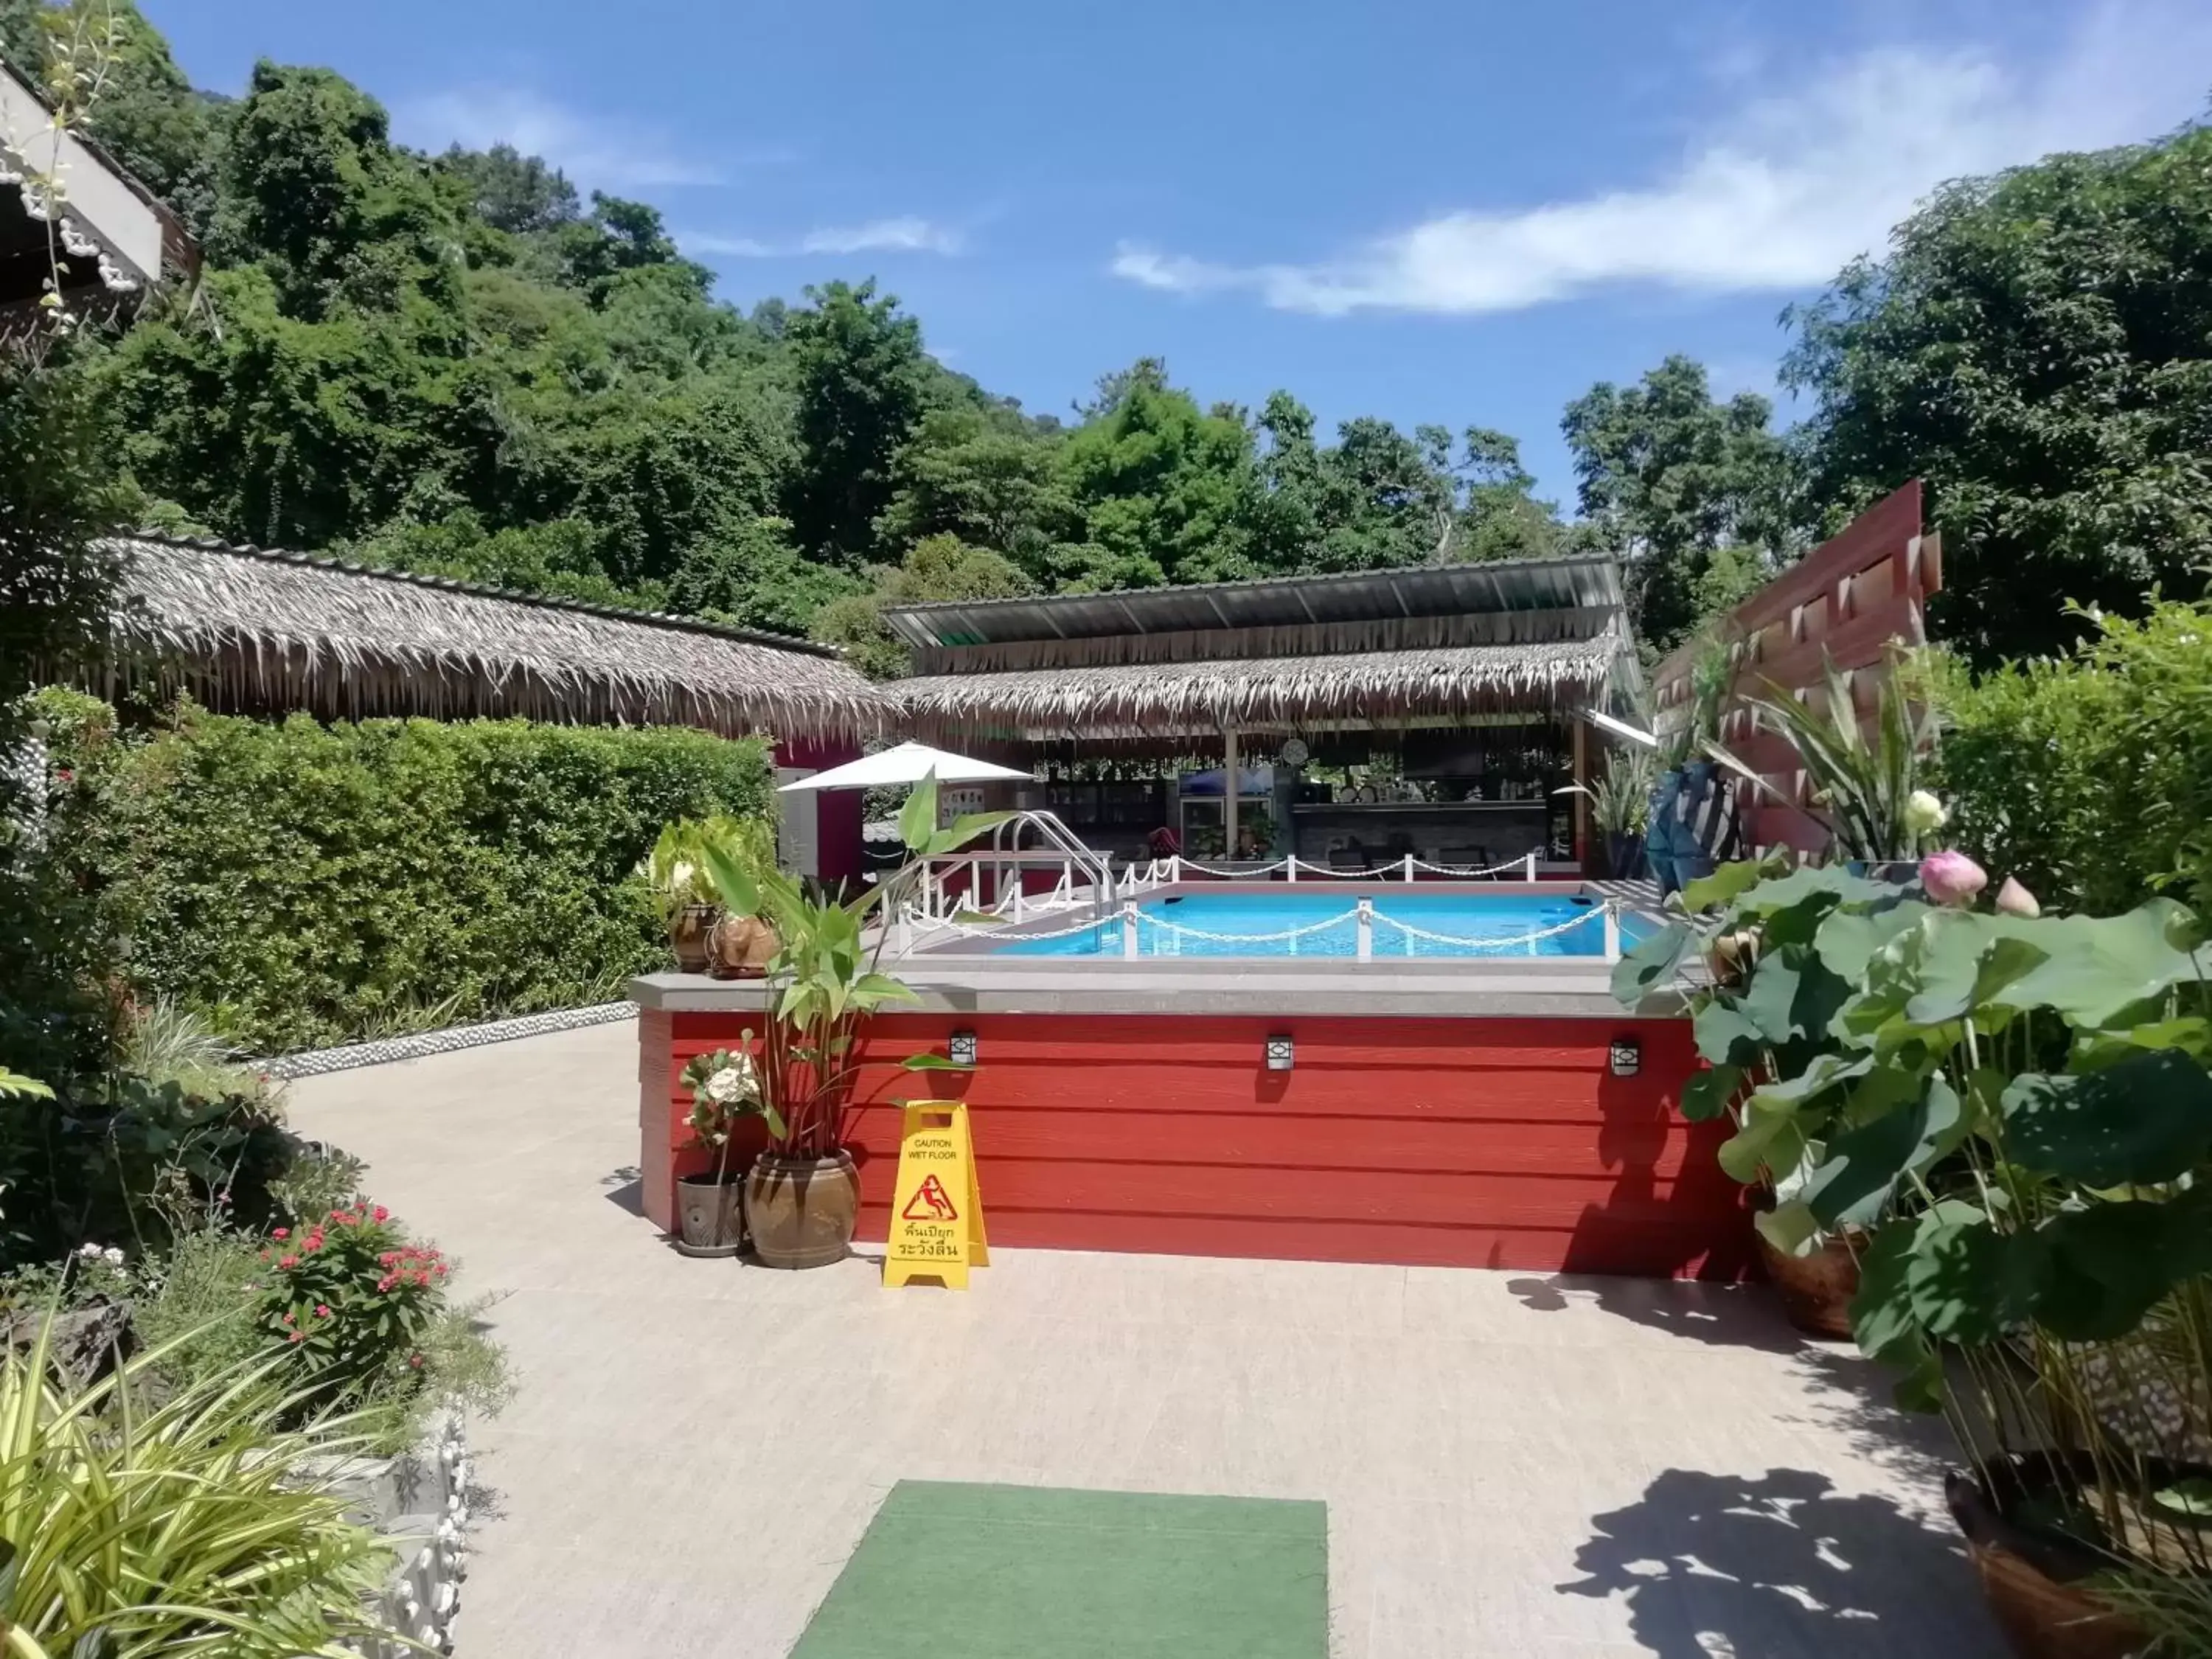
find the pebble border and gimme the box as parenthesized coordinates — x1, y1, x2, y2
(260, 1001, 638, 1079)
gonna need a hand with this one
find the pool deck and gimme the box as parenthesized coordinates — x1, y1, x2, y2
(288, 1020, 2003, 1659)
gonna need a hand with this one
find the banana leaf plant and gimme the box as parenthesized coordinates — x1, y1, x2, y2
(692, 773, 1012, 1160)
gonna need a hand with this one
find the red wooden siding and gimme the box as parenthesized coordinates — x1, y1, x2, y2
(639, 1011, 1750, 1279)
(1650, 483, 1940, 853)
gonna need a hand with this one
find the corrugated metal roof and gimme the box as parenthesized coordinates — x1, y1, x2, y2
(882, 554, 1625, 650)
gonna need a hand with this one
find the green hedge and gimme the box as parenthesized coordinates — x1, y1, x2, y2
(42, 697, 771, 1053)
(1935, 600, 2212, 917)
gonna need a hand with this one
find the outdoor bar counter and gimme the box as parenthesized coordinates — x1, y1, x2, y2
(629, 956, 1745, 1280)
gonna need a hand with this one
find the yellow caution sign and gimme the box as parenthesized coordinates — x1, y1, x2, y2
(884, 1100, 989, 1290)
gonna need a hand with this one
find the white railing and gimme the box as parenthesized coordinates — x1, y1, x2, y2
(1125, 848, 1544, 886)
(897, 894, 1624, 964)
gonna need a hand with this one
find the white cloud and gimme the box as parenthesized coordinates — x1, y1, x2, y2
(1111, 1, 2212, 316)
(685, 218, 966, 259)
(397, 88, 726, 189)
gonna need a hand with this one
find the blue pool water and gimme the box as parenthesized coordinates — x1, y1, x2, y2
(994, 890, 1642, 959)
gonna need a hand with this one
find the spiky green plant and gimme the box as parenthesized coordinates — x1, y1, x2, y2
(1715, 650, 1942, 861)
(0, 1307, 401, 1658)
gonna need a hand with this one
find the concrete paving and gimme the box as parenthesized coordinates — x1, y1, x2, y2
(288, 1020, 2007, 1659)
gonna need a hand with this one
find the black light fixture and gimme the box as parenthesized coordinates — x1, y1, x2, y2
(1265, 1034, 1295, 1072)
(947, 1029, 979, 1068)
(1609, 1036, 1641, 1077)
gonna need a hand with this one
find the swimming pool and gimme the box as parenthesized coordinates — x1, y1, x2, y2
(990, 889, 1640, 959)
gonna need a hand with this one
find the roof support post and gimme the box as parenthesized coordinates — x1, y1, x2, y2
(1222, 725, 1240, 862)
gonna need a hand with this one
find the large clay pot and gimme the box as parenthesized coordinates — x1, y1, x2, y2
(674, 1173, 742, 1258)
(669, 905, 719, 974)
(1946, 1457, 2149, 1659)
(706, 913, 779, 979)
(744, 1151, 858, 1270)
(1756, 1229, 1862, 1340)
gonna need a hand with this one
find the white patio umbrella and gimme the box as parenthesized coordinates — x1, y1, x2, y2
(774, 740, 1032, 793)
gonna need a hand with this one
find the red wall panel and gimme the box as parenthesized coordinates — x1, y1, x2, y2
(643, 1011, 1748, 1279)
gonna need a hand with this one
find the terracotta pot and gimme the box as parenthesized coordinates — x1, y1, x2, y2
(669, 905, 719, 975)
(744, 1151, 858, 1270)
(1947, 1458, 2150, 1659)
(674, 1173, 742, 1258)
(1756, 1228, 1861, 1340)
(706, 913, 779, 979)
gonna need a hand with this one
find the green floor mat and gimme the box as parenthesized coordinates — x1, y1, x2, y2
(789, 1481, 1329, 1658)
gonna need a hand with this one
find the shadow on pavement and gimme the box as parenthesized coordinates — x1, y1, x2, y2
(1504, 1273, 1806, 1354)
(1558, 1466, 2003, 1657)
(599, 1166, 644, 1217)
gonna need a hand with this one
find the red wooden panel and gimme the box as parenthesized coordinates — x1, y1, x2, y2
(839, 1107, 1691, 1175)
(642, 1009, 1746, 1279)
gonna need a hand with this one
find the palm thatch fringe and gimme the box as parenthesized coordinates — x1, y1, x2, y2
(908, 606, 1613, 676)
(894, 635, 1627, 743)
(96, 535, 887, 741)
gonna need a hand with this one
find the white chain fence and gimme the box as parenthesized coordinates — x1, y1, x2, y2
(1156, 850, 1540, 883)
(905, 897, 1618, 958)
(1368, 905, 1607, 950)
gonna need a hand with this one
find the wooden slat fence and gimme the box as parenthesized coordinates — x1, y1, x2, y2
(1649, 483, 1941, 853)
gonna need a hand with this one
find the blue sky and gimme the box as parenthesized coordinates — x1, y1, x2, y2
(153, 0, 2207, 505)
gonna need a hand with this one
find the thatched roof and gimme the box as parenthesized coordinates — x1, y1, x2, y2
(893, 633, 1630, 745)
(100, 535, 886, 742)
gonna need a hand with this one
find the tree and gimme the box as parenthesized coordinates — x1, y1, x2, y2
(437, 142, 578, 235)
(1054, 359, 1262, 588)
(1784, 122, 2212, 667)
(210, 61, 460, 320)
(810, 533, 1032, 678)
(872, 404, 1076, 580)
(1449, 428, 1576, 563)
(782, 280, 931, 564)
(1562, 355, 1787, 653)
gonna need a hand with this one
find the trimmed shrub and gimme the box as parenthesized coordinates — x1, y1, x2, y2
(41, 696, 771, 1051)
(1934, 600, 2212, 917)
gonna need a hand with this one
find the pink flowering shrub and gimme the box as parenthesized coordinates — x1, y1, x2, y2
(254, 1203, 450, 1410)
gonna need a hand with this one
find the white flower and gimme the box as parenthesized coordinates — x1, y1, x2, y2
(76, 1242, 102, 1259)
(704, 1062, 750, 1103)
(1903, 790, 1949, 835)
(102, 1246, 124, 1265)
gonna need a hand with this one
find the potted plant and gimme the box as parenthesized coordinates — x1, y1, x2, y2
(639, 818, 720, 973)
(1632, 852, 2212, 1655)
(699, 815, 779, 979)
(1562, 749, 1657, 880)
(673, 1044, 757, 1256)
(693, 773, 1009, 1269)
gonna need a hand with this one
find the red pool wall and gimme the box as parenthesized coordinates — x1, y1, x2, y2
(639, 1010, 1750, 1279)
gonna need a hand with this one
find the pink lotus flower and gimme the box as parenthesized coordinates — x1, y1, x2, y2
(1995, 876, 2041, 919)
(1921, 850, 1989, 906)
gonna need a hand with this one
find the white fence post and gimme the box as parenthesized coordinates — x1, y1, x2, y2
(1603, 900, 1621, 962)
(1403, 852, 1416, 883)
(1286, 853, 1298, 883)
(1357, 897, 1373, 962)
(1525, 849, 1538, 882)
(1013, 881, 1025, 921)
(1169, 853, 1182, 885)
(1121, 901, 1139, 960)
